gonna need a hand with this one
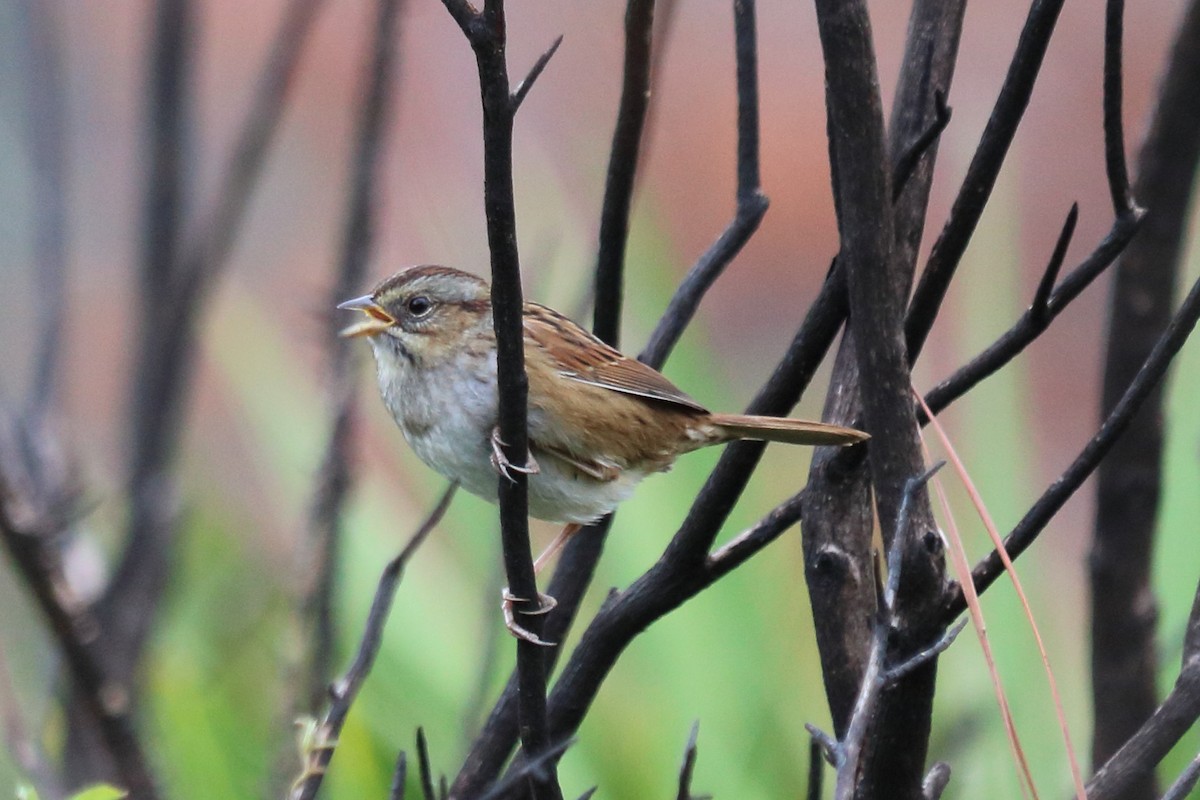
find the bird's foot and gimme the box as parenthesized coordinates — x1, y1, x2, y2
(501, 588, 557, 647)
(489, 427, 540, 482)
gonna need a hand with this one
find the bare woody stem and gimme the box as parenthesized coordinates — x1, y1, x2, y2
(440, 2, 561, 797)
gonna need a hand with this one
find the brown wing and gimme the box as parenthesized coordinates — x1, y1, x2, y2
(523, 302, 708, 413)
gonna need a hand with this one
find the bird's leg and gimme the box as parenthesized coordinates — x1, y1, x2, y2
(489, 426, 540, 482)
(499, 523, 581, 646)
(534, 523, 582, 574)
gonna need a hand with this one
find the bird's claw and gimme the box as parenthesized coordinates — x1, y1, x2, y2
(501, 588, 557, 646)
(490, 427, 540, 482)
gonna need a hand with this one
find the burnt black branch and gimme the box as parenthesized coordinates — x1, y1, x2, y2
(417, 728, 436, 800)
(905, 0, 1067, 363)
(593, 0, 657, 348)
(1090, 0, 1200, 787)
(814, 0, 946, 794)
(891, 91, 951, 205)
(640, 0, 767, 368)
(288, 484, 454, 800)
(439, 2, 559, 796)
(801, 0, 964, 743)
(923, 0, 1142, 420)
(1085, 577, 1200, 800)
(942, 268, 1200, 619)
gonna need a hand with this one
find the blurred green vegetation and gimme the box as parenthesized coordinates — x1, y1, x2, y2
(3, 154, 1200, 800)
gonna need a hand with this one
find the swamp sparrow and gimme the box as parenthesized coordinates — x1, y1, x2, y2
(341, 265, 867, 641)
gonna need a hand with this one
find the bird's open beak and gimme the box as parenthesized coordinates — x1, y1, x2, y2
(338, 295, 395, 338)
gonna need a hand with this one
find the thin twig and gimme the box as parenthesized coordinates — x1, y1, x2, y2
(288, 484, 456, 800)
(593, 0, 657, 348)
(477, 738, 577, 800)
(640, 0, 767, 368)
(905, 0, 1068, 362)
(1160, 752, 1200, 800)
(943, 270, 1200, 618)
(417, 728, 436, 800)
(676, 722, 701, 800)
(922, 208, 1140, 419)
(922, 763, 952, 800)
(511, 36, 563, 114)
(891, 91, 951, 205)
(390, 751, 408, 800)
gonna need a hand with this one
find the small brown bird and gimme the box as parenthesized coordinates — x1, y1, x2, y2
(341, 265, 867, 641)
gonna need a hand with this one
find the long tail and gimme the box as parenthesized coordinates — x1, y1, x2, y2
(708, 413, 868, 446)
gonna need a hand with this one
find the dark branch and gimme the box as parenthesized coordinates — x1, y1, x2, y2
(593, 0, 657, 348)
(1030, 203, 1077, 321)
(806, 736, 825, 800)
(675, 722, 704, 800)
(814, 0, 943, 793)
(289, 485, 455, 800)
(905, 0, 1067, 362)
(943, 269, 1200, 619)
(922, 208, 1140, 418)
(511, 36, 563, 114)
(390, 751, 408, 800)
(1160, 752, 1200, 800)
(1085, 578, 1200, 800)
(417, 728, 436, 800)
(1102, 0, 1134, 215)
(1091, 0, 1200, 785)
(439, 2, 560, 796)
(0, 454, 160, 799)
(802, 0, 964, 744)
(640, 0, 767, 368)
(890, 91, 951, 205)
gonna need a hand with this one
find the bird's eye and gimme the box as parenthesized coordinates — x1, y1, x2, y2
(406, 295, 434, 317)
